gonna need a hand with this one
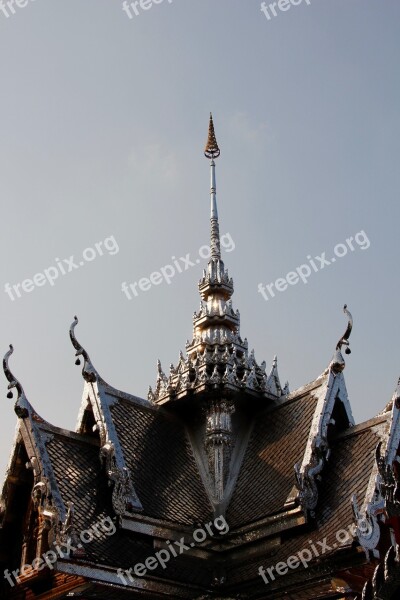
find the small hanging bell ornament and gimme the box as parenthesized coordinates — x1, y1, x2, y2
(75, 358, 81, 366)
(7, 390, 13, 399)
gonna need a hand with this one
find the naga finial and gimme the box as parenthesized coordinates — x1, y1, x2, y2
(204, 113, 220, 160)
(336, 304, 353, 354)
(330, 305, 353, 374)
(3, 345, 30, 418)
(70, 316, 90, 364)
(3, 345, 24, 400)
(69, 316, 97, 383)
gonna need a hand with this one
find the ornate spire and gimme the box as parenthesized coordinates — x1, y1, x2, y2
(330, 305, 353, 374)
(198, 115, 232, 302)
(205, 114, 221, 261)
(149, 115, 287, 406)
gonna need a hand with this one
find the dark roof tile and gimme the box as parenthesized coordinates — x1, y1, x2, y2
(226, 388, 319, 527)
(110, 400, 212, 525)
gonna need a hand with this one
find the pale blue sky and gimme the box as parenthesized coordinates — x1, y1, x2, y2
(1, 1, 399, 477)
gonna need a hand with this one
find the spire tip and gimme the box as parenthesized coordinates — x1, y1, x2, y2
(204, 113, 220, 159)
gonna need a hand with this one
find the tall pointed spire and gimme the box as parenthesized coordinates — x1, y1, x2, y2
(149, 114, 287, 409)
(205, 113, 221, 261)
(148, 114, 288, 509)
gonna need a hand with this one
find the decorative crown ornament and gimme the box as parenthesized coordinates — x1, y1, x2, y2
(204, 113, 220, 159)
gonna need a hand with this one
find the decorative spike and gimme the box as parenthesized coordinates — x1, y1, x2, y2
(204, 113, 220, 159)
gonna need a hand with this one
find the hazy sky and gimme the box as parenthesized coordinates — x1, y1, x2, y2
(1, 1, 399, 478)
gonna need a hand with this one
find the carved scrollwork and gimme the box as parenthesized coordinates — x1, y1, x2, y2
(100, 442, 140, 516)
(351, 493, 382, 552)
(204, 399, 235, 502)
(376, 441, 400, 517)
(294, 455, 324, 516)
(56, 501, 84, 556)
(32, 478, 51, 510)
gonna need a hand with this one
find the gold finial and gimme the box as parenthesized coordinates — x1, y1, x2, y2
(204, 113, 220, 159)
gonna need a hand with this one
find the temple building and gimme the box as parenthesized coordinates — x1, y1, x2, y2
(1, 116, 400, 599)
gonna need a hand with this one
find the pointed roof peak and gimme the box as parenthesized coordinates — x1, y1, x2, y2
(204, 113, 220, 160)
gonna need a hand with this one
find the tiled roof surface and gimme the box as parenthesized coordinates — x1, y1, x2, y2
(24, 383, 386, 598)
(43, 425, 213, 589)
(110, 399, 213, 525)
(226, 424, 381, 592)
(226, 386, 320, 527)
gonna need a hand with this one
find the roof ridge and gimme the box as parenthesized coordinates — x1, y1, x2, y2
(332, 413, 389, 441)
(38, 422, 101, 446)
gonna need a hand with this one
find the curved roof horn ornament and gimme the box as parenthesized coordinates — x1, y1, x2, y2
(69, 316, 97, 383)
(330, 304, 353, 374)
(3, 345, 30, 418)
(3, 345, 24, 400)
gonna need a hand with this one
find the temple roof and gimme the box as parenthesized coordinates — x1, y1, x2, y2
(1, 117, 400, 599)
